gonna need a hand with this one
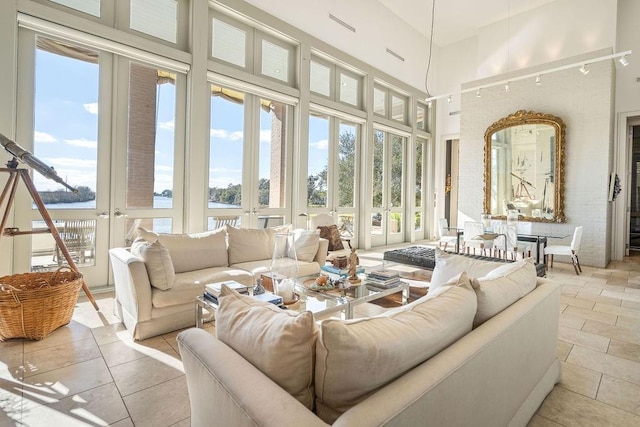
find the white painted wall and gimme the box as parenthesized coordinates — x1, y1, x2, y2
(459, 54, 615, 268)
(615, 0, 640, 113)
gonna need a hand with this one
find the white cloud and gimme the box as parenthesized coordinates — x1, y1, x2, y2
(83, 103, 98, 115)
(46, 157, 97, 169)
(210, 129, 244, 141)
(209, 167, 242, 174)
(310, 139, 329, 150)
(155, 165, 173, 172)
(158, 120, 174, 131)
(65, 138, 97, 149)
(34, 131, 57, 143)
(260, 129, 272, 144)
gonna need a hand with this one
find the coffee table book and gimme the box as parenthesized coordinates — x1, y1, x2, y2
(203, 290, 283, 307)
(205, 280, 250, 298)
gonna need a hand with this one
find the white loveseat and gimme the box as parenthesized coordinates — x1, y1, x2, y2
(108, 226, 328, 340)
(177, 257, 562, 427)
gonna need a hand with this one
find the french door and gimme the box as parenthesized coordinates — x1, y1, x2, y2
(370, 129, 405, 247)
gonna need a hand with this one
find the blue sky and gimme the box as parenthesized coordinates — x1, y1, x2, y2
(33, 47, 328, 195)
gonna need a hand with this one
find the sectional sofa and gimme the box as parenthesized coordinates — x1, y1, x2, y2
(108, 225, 328, 340)
(177, 255, 562, 426)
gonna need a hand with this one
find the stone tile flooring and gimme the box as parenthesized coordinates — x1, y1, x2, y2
(1, 246, 640, 426)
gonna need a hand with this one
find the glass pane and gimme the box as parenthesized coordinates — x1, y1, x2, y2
(259, 100, 288, 208)
(373, 87, 385, 116)
(208, 215, 241, 230)
(414, 212, 421, 231)
(124, 217, 172, 246)
(50, 0, 100, 17)
(390, 212, 402, 234)
(31, 219, 96, 270)
(416, 104, 426, 130)
(372, 131, 384, 208)
(308, 114, 329, 207)
(126, 63, 176, 209)
(212, 18, 246, 68)
(339, 73, 358, 106)
(371, 212, 383, 236)
(415, 139, 423, 207)
(391, 94, 406, 122)
(131, 0, 177, 43)
(34, 38, 98, 210)
(390, 134, 404, 207)
(310, 60, 330, 97)
(338, 214, 355, 239)
(261, 39, 289, 83)
(338, 122, 356, 208)
(209, 85, 244, 208)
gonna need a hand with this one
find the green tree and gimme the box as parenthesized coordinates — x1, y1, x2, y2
(337, 129, 356, 207)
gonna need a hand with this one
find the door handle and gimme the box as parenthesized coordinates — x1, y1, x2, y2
(97, 211, 109, 218)
(114, 208, 128, 218)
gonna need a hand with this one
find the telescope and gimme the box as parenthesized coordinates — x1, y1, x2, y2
(0, 132, 77, 193)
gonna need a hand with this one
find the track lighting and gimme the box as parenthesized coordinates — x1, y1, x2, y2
(579, 64, 589, 75)
(427, 100, 432, 108)
(535, 75, 542, 86)
(619, 55, 629, 66)
(476, 89, 481, 98)
(447, 95, 452, 103)
(504, 82, 510, 92)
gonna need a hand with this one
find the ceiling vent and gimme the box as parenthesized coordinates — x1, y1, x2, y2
(386, 48, 405, 62)
(328, 14, 355, 33)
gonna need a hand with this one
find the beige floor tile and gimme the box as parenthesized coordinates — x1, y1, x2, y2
(608, 340, 640, 363)
(582, 320, 640, 346)
(109, 418, 135, 427)
(21, 357, 113, 402)
(21, 382, 129, 426)
(110, 349, 184, 396)
(563, 306, 617, 325)
(617, 315, 640, 329)
(100, 335, 173, 368)
(123, 375, 190, 427)
(567, 345, 640, 386)
(601, 289, 640, 303)
(558, 326, 609, 352)
(622, 300, 640, 310)
(559, 361, 601, 398)
(22, 320, 93, 353)
(560, 295, 595, 309)
(559, 313, 586, 330)
(596, 375, 640, 416)
(559, 303, 568, 312)
(0, 341, 23, 372)
(22, 337, 101, 378)
(527, 414, 564, 426)
(91, 323, 128, 346)
(537, 386, 640, 426)
(170, 417, 191, 427)
(576, 291, 622, 306)
(556, 341, 573, 361)
(594, 303, 640, 320)
(0, 379, 22, 425)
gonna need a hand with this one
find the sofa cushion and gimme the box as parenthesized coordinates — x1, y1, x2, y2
(290, 229, 320, 263)
(471, 258, 538, 327)
(314, 272, 477, 423)
(137, 227, 228, 273)
(130, 238, 175, 290)
(216, 286, 317, 410)
(430, 248, 504, 292)
(227, 226, 276, 265)
(317, 225, 344, 251)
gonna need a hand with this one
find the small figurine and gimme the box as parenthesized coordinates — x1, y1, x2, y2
(347, 247, 361, 284)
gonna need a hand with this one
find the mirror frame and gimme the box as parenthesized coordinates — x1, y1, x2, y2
(483, 110, 566, 223)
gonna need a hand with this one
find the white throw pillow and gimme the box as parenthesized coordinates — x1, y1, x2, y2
(289, 229, 320, 263)
(136, 227, 228, 273)
(471, 258, 537, 327)
(314, 272, 477, 424)
(226, 226, 276, 265)
(430, 248, 504, 292)
(130, 238, 175, 290)
(215, 286, 317, 410)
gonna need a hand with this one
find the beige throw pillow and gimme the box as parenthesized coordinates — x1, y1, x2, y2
(216, 286, 318, 410)
(290, 229, 320, 263)
(430, 248, 504, 292)
(226, 226, 276, 265)
(471, 258, 538, 327)
(130, 238, 175, 290)
(314, 272, 477, 423)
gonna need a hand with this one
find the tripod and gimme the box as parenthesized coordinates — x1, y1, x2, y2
(0, 165, 99, 311)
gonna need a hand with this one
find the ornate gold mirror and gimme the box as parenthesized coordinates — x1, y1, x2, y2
(483, 110, 566, 223)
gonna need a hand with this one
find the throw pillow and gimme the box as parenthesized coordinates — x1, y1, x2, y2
(430, 248, 504, 292)
(226, 226, 276, 265)
(314, 272, 477, 424)
(130, 238, 175, 290)
(136, 227, 228, 273)
(317, 224, 344, 251)
(216, 285, 318, 410)
(471, 258, 538, 327)
(289, 229, 320, 263)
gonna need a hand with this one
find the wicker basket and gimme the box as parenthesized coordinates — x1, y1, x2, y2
(0, 268, 84, 341)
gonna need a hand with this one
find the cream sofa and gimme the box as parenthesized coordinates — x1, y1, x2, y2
(177, 258, 562, 427)
(108, 226, 328, 340)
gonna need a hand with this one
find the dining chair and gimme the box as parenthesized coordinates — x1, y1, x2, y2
(212, 215, 240, 229)
(493, 224, 518, 260)
(516, 222, 534, 259)
(544, 226, 583, 274)
(438, 218, 458, 252)
(463, 221, 492, 256)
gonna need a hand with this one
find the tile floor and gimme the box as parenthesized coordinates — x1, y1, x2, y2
(1, 246, 640, 426)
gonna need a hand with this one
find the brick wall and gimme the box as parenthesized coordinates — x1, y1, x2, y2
(460, 59, 614, 268)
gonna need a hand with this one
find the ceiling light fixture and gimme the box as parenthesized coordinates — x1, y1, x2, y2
(425, 50, 632, 103)
(579, 64, 589, 75)
(504, 82, 510, 92)
(535, 75, 542, 86)
(619, 55, 629, 66)
(476, 88, 481, 98)
(447, 95, 452, 103)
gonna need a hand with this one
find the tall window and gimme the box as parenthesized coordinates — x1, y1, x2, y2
(337, 122, 356, 208)
(259, 99, 289, 208)
(209, 86, 244, 208)
(309, 56, 362, 109)
(307, 113, 329, 207)
(33, 38, 99, 209)
(415, 138, 424, 230)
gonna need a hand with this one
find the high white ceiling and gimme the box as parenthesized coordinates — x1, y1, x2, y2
(379, 0, 558, 47)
